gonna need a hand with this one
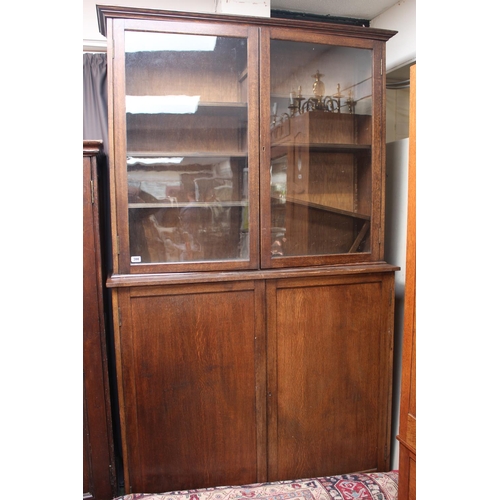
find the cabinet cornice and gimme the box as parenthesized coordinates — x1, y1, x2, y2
(97, 5, 397, 42)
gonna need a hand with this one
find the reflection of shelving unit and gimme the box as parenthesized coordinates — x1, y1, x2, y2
(271, 110, 372, 255)
(128, 160, 247, 263)
(279, 196, 369, 219)
(126, 112, 248, 153)
(123, 37, 250, 264)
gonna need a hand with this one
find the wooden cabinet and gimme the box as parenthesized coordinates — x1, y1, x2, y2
(97, 6, 398, 495)
(83, 141, 116, 500)
(109, 267, 395, 493)
(397, 63, 416, 500)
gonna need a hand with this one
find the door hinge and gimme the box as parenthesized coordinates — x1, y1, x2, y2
(381, 59, 383, 76)
(118, 307, 122, 327)
(116, 234, 120, 255)
(90, 179, 95, 204)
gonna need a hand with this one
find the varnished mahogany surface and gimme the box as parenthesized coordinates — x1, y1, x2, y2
(113, 268, 396, 493)
(102, 7, 395, 275)
(107, 262, 398, 288)
(97, 5, 397, 42)
(114, 281, 267, 494)
(267, 272, 395, 480)
(83, 141, 116, 500)
(100, 7, 398, 495)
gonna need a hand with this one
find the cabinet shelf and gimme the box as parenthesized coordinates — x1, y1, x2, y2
(126, 107, 248, 154)
(127, 152, 248, 160)
(129, 201, 248, 209)
(271, 142, 370, 154)
(270, 110, 372, 147)
(275, 195, 370, 220)
(302, 142, 370, 151)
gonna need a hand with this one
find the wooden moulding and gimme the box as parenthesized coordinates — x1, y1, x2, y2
(106, 261, 399, 288)
(96, 4, 397, 42)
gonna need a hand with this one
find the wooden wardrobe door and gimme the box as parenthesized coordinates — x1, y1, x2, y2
(114, 281, 267, 494)
(267, 272, 395, 481)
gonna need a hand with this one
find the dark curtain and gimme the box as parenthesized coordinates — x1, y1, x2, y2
(83, 53, 108, 154)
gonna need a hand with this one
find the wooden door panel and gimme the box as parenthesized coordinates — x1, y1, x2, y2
(268, 275, 393, 480)
(117, 282, 265, 494)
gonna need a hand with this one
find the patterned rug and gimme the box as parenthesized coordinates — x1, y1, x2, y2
(114, 471, 398, 500)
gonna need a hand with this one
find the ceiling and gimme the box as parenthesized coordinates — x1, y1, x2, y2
(269, 0, 412, 85)
(271, 0, 411, 81)
(270, 0, 402, 21)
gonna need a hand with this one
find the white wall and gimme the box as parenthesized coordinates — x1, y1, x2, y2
(371, 0, 415, 472)
(370, 0, 417, 469)
(83, 0, 270, 50)
(385, 138, 409, 470)
(371, 0, 416, 72)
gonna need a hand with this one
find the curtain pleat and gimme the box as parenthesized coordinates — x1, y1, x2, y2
(83, 53, 108, 154)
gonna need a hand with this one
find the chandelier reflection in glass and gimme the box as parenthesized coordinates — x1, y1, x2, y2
(272, 70, 356, 129)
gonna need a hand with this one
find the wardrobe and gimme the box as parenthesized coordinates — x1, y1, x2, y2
(83, 140, 116, 499)
(96, 5, 398, 495)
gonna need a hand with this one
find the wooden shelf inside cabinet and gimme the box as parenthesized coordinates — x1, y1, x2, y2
(129, 201, 248, 209)
(271, 111, 372, 146)
(272, 143, 371, 155)
(127, 151, 248, 159)
(269, 109, 373, 258)
(279, 195, 370, 220)
(126, 102, 249, 153)
(274, 195, 371, 255)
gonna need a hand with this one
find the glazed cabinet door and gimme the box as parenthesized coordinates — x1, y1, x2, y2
(113, 280, 267, 494)
(260, 28, 387, 268)
(108, 19, 260, 274)
(266, 272, 395, 480)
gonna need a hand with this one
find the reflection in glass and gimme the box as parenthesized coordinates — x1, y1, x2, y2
(270, 39, 373, 258)
(124, 31, 249, 264)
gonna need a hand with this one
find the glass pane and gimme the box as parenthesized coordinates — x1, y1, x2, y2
(124, 31, 249, 264)
(270, 40, 373, 258)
